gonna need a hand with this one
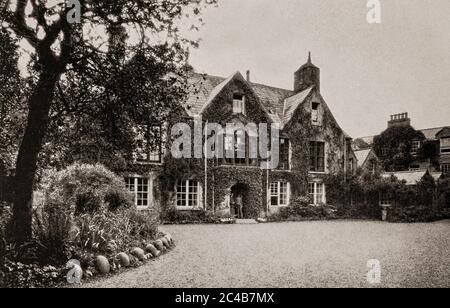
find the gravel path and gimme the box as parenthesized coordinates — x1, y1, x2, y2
(81, 220, 450, 288)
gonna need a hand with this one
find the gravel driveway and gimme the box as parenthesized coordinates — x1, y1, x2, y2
(81, 220, 450, 288)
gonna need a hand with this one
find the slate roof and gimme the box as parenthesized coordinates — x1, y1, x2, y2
(183, 72, 313, 128)
(354, 149, 372, 167)
(282, 87, 314, 125)
(381, 170, 430, 186)
(420, 127, 448, 140)
(354, 126, 450, 149)
(431, 172, 444, 182)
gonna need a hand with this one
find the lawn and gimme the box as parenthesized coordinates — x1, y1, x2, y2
(81, 220, 450, 288)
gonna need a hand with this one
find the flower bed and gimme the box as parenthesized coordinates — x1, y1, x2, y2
(0, 164, 176, 288)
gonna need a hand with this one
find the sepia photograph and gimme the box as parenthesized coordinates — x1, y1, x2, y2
(0, 0, 449, 293)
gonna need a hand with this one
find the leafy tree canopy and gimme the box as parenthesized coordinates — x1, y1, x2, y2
(0, 29, 27, 175)
(0, 0, 217, 242)
(373, 125, 425, 172)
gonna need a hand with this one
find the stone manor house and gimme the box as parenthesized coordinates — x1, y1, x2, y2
(123, 54, 355, 218)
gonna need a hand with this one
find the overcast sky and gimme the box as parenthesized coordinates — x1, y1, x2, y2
(183, 0, 450, 138)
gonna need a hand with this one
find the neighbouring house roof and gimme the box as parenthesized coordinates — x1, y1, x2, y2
(353, 126, 450, 149)
(431, 172, 443, 182)
(436, 127, 450, 139)
(354, 149, 372, 168)
(420, 127, 448, 140)
(382, 170, 431, 186)
(183, 72, 318, 129)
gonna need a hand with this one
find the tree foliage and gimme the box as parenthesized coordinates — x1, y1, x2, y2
(0, 29, 27, 175)
(373, 125, 425, 171)
(1, 0, 217, 242)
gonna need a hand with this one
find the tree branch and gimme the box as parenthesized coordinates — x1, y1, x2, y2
(11, 0, 40, 48)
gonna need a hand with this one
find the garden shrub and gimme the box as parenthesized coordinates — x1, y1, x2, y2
(41, 163, 133, 215)
(162, 207, 218, 224)
(0, 206, 13, 244)
(388, 206, 437, 223)
(127, 210, 159, 239)
(72, 209, 158, 256)
(1, 261, 63, 288)
(270, 196, 338, 222)
(32, 207, 74, 265)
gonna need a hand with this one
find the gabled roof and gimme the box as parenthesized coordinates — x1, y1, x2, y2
(199, 72, 239, 114)
(353, 126, 450, 149)
(382, 170, 431, 186)
(436, 127, 450, 138)
(184, 72, 316, 128)
(354, 149, 372, 167)
(431, 172, 444, 182)
(282, 87, 314, 125)
(184, 73, 225, 117)
(420, 127, 447, 140)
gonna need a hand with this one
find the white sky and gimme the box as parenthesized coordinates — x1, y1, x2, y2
(182, 0, 450, 138)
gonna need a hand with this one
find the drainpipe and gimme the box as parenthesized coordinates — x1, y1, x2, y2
(266, 150, 270, 218)
(204, 121, 208, 211)
(344, 137, 347, 182)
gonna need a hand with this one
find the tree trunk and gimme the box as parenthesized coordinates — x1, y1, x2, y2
(12, 68, 61, 243)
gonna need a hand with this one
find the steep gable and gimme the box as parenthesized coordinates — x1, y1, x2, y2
(436, 127, 450, 139)
(182, 71, 347, 138)
(282, 86, 314, 125)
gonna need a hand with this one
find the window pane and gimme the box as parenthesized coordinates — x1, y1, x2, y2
(176, 181, 187, 207)
(280, 182, 288, 205)
(271, 196, 279, 206)
(137, 178, 149, 207)
(441, 138, 450, 148)
(279, 139, 290, 170)
(309, 142, 316, 171)
(318, 143, 325, 172)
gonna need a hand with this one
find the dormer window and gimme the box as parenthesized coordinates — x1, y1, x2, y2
(233, 94, 245, 115)
(311, 102, 321, 125)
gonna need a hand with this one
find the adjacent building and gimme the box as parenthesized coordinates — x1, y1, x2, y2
(353, 113, 450, 176)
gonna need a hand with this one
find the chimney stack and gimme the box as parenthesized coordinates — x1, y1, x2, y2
(388, 112, 411, 128)
(246, 70, 251, 82)
(294, 52, 320, 93)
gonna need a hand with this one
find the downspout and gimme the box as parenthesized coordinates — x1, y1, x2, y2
(204, 121, 208, 211)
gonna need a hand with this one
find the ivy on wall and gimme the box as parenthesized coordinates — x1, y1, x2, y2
(154, 79, 350, 218)
(373, 125, 426, 171)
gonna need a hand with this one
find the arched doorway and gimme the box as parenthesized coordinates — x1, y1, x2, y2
(230, 183, 249, 219)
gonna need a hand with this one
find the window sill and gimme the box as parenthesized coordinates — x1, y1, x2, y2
(218, 165, 260, 169)
(270, 204, 289, 208)
(309, 171, 328, 175)
(136, 161, 163, 166)
(176, 206, 203, 211)
(273, 169, 292, 172)
(137, 206, 151, 211)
